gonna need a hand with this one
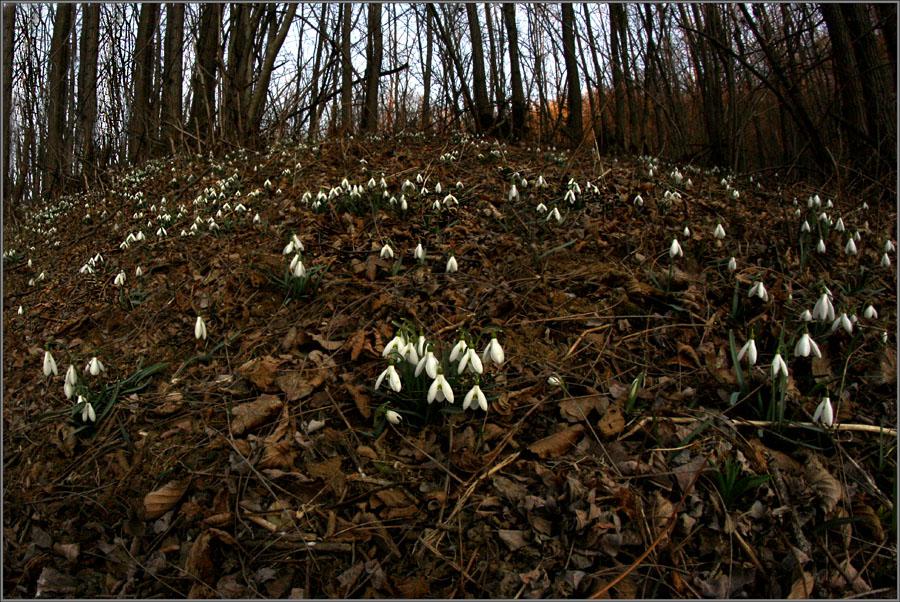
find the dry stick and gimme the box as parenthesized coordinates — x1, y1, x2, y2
(619, 415, 897, 440)
(589, 459, 706, 599)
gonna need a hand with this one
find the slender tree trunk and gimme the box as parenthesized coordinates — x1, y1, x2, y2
(3, 4, 15, 202)
(583, 4, 607, 152)
(161, 3, 184, 151)
(341, 3, 353, 134)
(247, 3, 297, 139)
(44, 4, 74, 196)
(188, 4, 221, 147)
(609, 3, 626, 151)
(308, 3, 328, 140)
(422, 5, 433, 132)
(502, 3, 526, 139)
(77, 4, 100, 175)
(129, 3, 159, 163)
(484, 4, 504, 117)
(561, 3, 582, 147)
(466, 3, 493, 132)
(361, 3, 382, 133)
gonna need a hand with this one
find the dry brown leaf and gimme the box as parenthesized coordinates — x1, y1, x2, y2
(258, 406, 297, 469)
(231, 394, 284, 435)
(652, 491, 675, 549)
(365, 255, 378, 281)
(597, 405, 625, 436)
(853, 499, 886, 542)
(559, 395, 608, 423)
(238, 356, 281, 391)
(311, 332, 344, 351)
(276, 372, 322, 402)
(787, 571, 815, 598)
(344, 382, 371, 419)
(879, 346, 896, 384)
(528, 424, 585, 458)
(307, 457, 347, 495)
(347, 330, 366, 361)
(811, 355, 833, 385)
(143, 479, 189, 519)
(804, 455, 842, 514)
(185, 528, 237, 588)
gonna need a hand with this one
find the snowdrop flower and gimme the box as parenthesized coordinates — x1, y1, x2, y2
(458, 347, 483, 375)
(812, 293, 835, 322)
(253, 213, 261, 224)
(816, 239, 826, 254)
(772, 353, 789, 378)
(482, 336, 505, 366)
(737, 338, 758, 365)
(881, 253, 891, 268)
(114, 271, 126, 286)
(547, 375, 562, 387)
(380, 244, 394, 260)
(43, 351, 58, 377)
(385, 410, 402, 425)
(884, 240, 895, 253)
(446, 255, 458, 273)
(508, 184, 519, 202)
(727, 257, 737, 271)
(748, 280, 768, 301)
(683, 226, 691, 237)
(80, 264, 94, 275)
(415, 335, 427, 357)
(291, 257, 306, 278)
(835, 217, 845, 232)
(714, 224, 726, 239)
(800, 309, 813, 321)
(415, 348, 440, 379)
(813, 194, 822, 207)
(463, 384, 488, 411)
(435, 182, 442, 194)
(375, 363, 402, 392)
(633, 194, 644, 207)
(17, 305, 23, 316)
(564, 189, 576, 204)
(400, 197, 408, 211)
(80, 399, 97, 423)
(801, 221, 811, 233)
(87, 357, 105, 376)
(382, 334, 406, 358)
(427, 372, 453, 403)
(414, 243, 425, 262)
(449, 338, 468, 363)
(194, 316, 207, 340)
(401, 340, 419, 365)
(536, 175, 547, 188)
(862, 201, 869, 210)
(65, 364, 77, 386)
(794, 332, 821, 358)
(368, 177, 377, 189)
(864, 305, 878, 319)
(812, 396, 833, 427)
(135, 266, 143, 277)
(38, 271, 46, 281)
(669, 238, 683, 258)
(549, 207, 563, 223)
(456, 181, 464, 190)
(831, 312, 853, 334)
(845, 238, 857, 255)
(536, 202, 547, 214)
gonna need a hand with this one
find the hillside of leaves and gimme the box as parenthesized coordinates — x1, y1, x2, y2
(3, 133, 897, 598)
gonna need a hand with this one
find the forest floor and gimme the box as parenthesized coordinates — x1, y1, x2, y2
(2, 133, 897, 599)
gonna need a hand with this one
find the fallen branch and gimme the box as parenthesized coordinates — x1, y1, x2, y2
(619, 414, 897, 440)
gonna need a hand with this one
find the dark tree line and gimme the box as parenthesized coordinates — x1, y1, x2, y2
(2, 3, 896, 215)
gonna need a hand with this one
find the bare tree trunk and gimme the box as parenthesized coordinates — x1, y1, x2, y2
(307, 3, 328, 140)
(187, 4, 221, 147)
(248, 3, 297, 139)
(561, 3, 582, 147)
(3, 4, 15, 203)
(129, 3, 159, 163)
(583, 4, 607, 152)
(609, 3, 626, 151)
(421, 5, 433, 132)
(484, 4, 504, 118)
(361, 3, 382, 133)
(502, 3, 526, 139)
(341, 3, 353, 134)
(76, 4, 100, 175)
(44, 4, 74, 196)
(466, 3, 493, 132)
(161, 3, 184, 151)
